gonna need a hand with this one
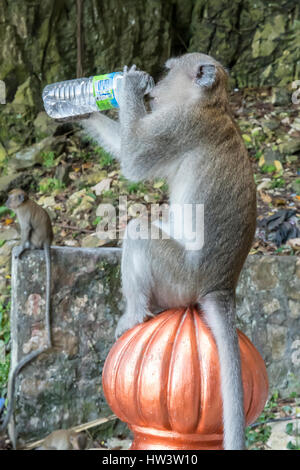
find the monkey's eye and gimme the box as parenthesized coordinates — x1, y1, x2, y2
(18, 194, 24, 203)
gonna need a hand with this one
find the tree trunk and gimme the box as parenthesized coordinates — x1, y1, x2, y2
(0, 0, 299, 102)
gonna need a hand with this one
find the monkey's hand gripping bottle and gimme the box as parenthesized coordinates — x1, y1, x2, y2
(42, 72, 154, 120)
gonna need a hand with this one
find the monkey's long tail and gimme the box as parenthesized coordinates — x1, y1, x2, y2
(44, 243, 52, 347)
(0, 347, 46, 432)
(0, 247, 52, 434)
(200, 290, 245, 450)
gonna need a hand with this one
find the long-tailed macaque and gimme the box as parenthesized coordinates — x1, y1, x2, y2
(0, 189, 53, 432)
(82, 53, 256, 450)
(36, 430, 87, 450)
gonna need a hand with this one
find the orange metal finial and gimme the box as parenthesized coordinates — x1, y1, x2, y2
(103, 307, 268, 450)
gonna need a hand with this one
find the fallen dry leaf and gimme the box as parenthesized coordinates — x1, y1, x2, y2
(82, 162, 93, 170)
(273, 198, 286, 207)
(91, 178, 112, 196)
(259, 191, 272, 204)
(258, 155, 265, 167)
(274, 160, 283, 172)
(4, 218, 13, 225)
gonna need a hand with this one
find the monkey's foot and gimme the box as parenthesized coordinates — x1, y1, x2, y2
(14, 245, 25, 259)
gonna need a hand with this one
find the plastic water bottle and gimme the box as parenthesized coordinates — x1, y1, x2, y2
(42, 72, 154, 119)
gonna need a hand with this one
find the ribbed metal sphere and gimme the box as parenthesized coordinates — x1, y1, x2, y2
(103, 307, 268, 450)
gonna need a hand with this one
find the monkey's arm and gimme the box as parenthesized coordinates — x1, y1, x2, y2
(118, 66, 148, 124)
(81, 113, 121, 160)
(119, 110, 182, 181)
(117, 68, 183, 181)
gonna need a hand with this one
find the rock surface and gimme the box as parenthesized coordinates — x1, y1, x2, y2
(9, 248, 300, 444)
(237, 256, 300, 395)
(10, 247, 123, 445)
(266, 410, 299, 451)
(0, 0, 299, 105)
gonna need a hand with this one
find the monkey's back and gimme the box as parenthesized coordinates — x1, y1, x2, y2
(28, 200, 53, 248)
(185, 140, 255, 293)
(159, 122, 256, 304)
(199, 152, 255, 292)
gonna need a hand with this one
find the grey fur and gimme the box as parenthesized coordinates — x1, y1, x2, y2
(82, 53, 256, 450)
(201, 291, 245, 449)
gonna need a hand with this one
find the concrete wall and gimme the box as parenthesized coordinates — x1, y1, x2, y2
(9, 247, 300, 444)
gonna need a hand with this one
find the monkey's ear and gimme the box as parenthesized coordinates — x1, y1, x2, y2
(195, 64, 216, 88)
(165, 58, 177, 70)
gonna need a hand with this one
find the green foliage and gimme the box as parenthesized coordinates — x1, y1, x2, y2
(260, 164, 276, 174)
(275, 245, 292, 254)
(270, 177, 285, 189)
(0, 359, 10, 397)
(282, 405, 294, 415)
(294, 178, 300, 195)
(242, 134, 252, 149)
(126, 182, 146, 194)
(286, 420, 300, 450)
(159, 182, 169, 193)
(94, 146, 114, 168)
(245, 423, 272, 449)
(0, 301, 10, 345)
(242, 128, 266, 151)
(245, 391, 279, 449)
(246, 391, 300, 450)
(266, 390, 279, 410)
(101, 190, 115, 200)
(0, 207, 9, 217)
(77, 150, 92, 162)
(287, 441, 300, 450)
(39, 178, 65, 193)
(86, 192, 97, 200)
(286, 422, 294, 436)
(99, 154, 114, 168)
(92, 216, 102, 226)
(0, 206, 14, 217)
(0, 299, 11, 395)
(41, 151, 56, 168)
(252, 129, 267, 149)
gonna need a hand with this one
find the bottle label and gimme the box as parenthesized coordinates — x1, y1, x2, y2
(93, 73, 120, 110)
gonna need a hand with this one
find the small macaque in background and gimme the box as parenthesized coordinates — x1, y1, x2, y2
(36, 430, 87, 450)
(5, 188, 53, 345)
(0, 189, 53, 433)
(82, 53, 256, 450)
